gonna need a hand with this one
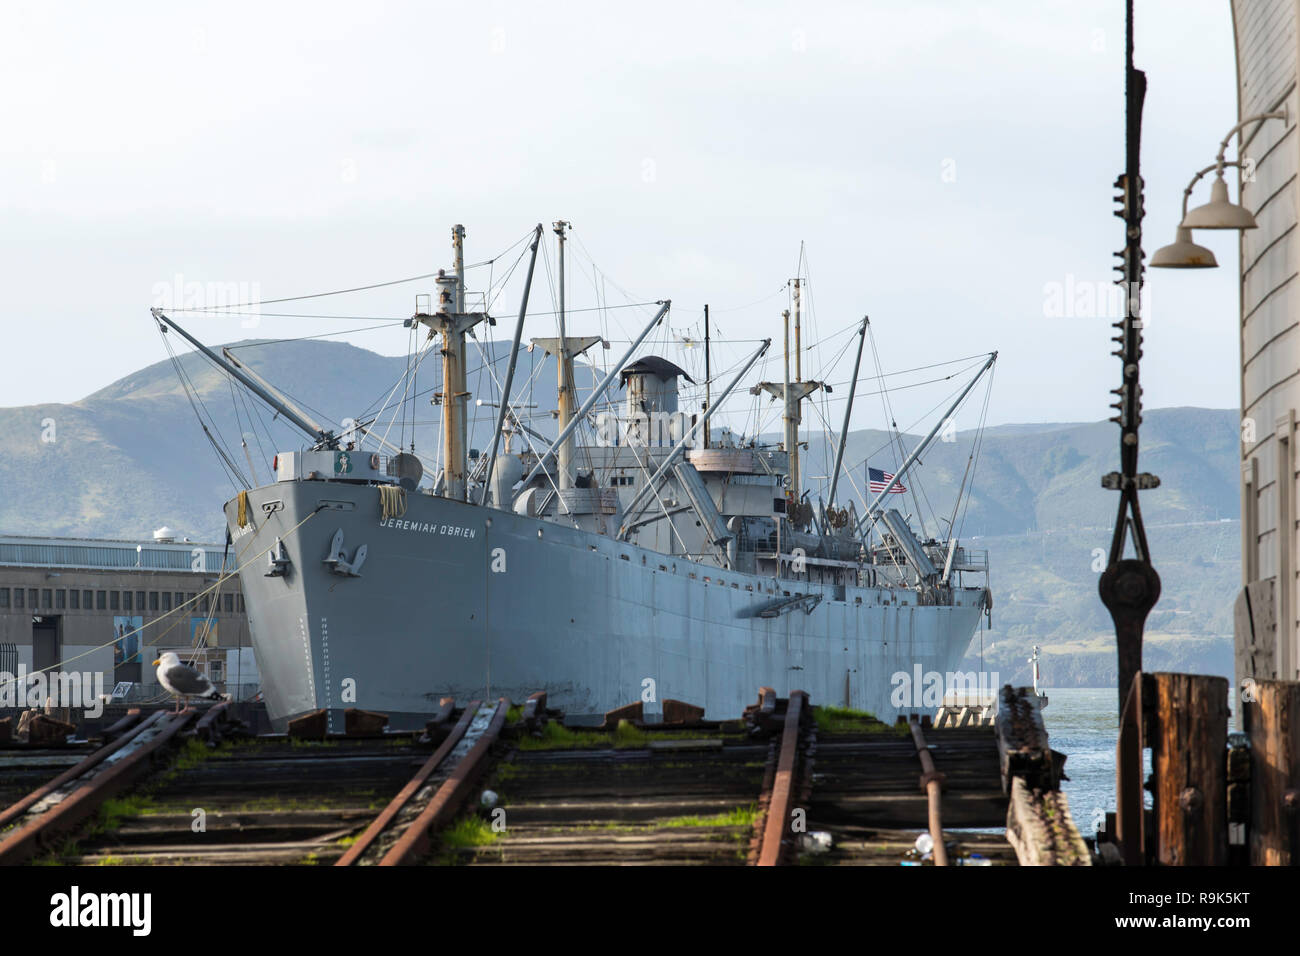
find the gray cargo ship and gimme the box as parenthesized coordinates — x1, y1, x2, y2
(157, 223, 995, 728)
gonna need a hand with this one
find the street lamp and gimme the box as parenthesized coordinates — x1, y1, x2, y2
(1150, 161, 1246, 268)
(1151, 111, 1287, 269)
(1182, 171, 1258, 230)
(1150, 226, 1217, 269)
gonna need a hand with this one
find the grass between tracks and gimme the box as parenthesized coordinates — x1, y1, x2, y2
(435, 802, 756, 865)
(517, 719, 739, 751)
(661, 804, 758, 828)
(812, 706, 906, 736)
(431, 815, 502, 865)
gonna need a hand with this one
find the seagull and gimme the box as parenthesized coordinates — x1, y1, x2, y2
(152, 652, 226, 712)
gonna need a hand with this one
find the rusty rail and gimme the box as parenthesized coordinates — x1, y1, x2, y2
(194, 700, 233, 744)
(380, 699, 510, 866)
(100, 708, 144, 743)
(0, 708, 197, 866)
(0, 710, 166, 832)
(909, 718, 949, 866)
(335, 701, 479, 866)
(756, 690, 807, 866)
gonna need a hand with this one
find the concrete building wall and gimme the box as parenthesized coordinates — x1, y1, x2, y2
(1234, 0, 1300, 684)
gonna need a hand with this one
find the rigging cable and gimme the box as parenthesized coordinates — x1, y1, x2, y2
(155, 323, 248, 491)
(845, 361, 987, 485)
(178, 229, 537, 313)
(955, 363, 997, 542)
(865, 318, 940, 537)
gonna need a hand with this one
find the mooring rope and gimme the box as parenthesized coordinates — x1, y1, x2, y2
(378, 484, 407, 521)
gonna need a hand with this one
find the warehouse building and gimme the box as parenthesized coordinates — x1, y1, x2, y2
(1232, 2, 1300, 687)
(0, 531, 257, 705)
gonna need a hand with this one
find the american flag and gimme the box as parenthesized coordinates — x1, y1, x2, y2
(867, 466, 906, 494)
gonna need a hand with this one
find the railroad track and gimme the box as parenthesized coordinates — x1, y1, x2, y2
(745, 690, 1019, 866)
(336, 698, 509, 866)
(0, 708, 145, 812)
(458, 734, 768, 866)
(798, 722, 1017, 865)
(435, 689, 804, 866)
(0, 696, 510, 867)
(0, 743, 99, 812)
(0, 709, 200, 866)
(64, 731, 433, 865)
(0, 687, 1051, 866)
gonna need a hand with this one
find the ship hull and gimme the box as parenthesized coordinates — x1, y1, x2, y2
(225, 480, 988, 729)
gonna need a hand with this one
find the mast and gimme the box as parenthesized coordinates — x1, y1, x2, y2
(827, 316, 868, 510)
(452, 224, 469, 487)
(533, 221, 604, 490)
(554, 221, 576, 489)
(452, 224, 466, 309)
(416, 225, 490, 502)
(439, 267, 465, 499)
(703, 304, 711, 450)
(756, 307, 821, 521)
(480, 224, 543, 506)
(784, 309, 795, 499)
(792, 277, 802, 382)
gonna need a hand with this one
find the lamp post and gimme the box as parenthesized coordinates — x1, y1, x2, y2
(1100, 0, 1157, 729)
(1099, 0, 1158, 868)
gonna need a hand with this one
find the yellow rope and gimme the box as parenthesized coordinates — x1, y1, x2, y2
(237, 490, 249, 528)
(379, 484, 407, 521)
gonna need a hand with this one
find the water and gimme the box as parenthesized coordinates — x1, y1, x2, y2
(1040, 687, 1117, 837)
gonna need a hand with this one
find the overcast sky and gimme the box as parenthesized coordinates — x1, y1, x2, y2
(1, 0, 1241, 436)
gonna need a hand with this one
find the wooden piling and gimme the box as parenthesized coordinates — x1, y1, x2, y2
(1147, 672, 1228, 866)
(1245, 679, 1300, 866)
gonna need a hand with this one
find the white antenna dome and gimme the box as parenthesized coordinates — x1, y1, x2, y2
(153, 526, 176, 543)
